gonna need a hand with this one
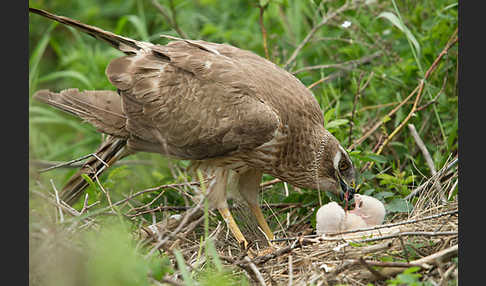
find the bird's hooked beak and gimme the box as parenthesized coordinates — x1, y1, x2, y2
(338, 174, 356, 202)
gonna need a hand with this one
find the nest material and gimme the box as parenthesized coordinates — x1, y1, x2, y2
(141, 201, 457, 286)
(30, 156, 458, 286)
(139, 158, 458, 285)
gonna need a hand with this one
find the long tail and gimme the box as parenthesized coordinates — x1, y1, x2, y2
(34, 89, 132, 205)
(29, 7, 150, 54)
(60, 136, 129, 204)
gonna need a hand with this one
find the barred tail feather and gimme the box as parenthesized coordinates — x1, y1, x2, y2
(61, 137, 129, 205)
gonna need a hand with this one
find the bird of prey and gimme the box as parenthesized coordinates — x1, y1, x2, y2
(29, 8, 357, 248)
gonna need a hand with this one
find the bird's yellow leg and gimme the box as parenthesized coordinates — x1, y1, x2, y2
(248, 204, 274, 242)
(218, 207, 248, 249)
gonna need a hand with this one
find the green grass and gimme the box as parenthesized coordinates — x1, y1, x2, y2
(29, 0, 457, 285)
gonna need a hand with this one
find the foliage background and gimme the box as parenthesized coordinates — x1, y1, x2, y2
(29, 0, 458, 285)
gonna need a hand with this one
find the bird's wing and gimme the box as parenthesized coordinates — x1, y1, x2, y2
(106, 42, 280, 159)
(30, 8, 280, 160)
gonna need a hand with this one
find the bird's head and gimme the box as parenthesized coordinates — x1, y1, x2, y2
(349, 194, 386, 226)
(312, 134, 357, 202)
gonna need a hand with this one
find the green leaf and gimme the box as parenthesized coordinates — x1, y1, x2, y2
(365, 153, 388, 164)
(29, 22, 56, 93)
(377, 11, 421, 56)
(385, 198, 412, 213)
(174, 250, 195, 286)
(326, 119, 349, 129)
(38, 70, 94, 89)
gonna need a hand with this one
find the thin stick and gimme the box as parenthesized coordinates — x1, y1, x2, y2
(288, 255, 293, 286)
(307, 74, 336, 89)
(258, 4, 270, 60)
(408, 124, 436, 175)
(144, 200, 204, 259)
(293, 51, 382, 74)
(94, 174, 115, 213)
(31, 159, 154, 170)
(39, 153, 94, 173)
(405, 158, 458, 200)
(50, 179, 64, 223)
(151, 0, 188, 38)
(244, 256, 267, 286)
(32, 190, 82, 218)
(351, 259, 431, 269)
(358, 257, 386, 280)
(272, 209, 457, 241)
(360, 244, 458, 281)
(349, 85, 419, 150)
(356, 28, 458, 178)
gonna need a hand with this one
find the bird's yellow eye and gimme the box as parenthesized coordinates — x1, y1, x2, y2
(338, 160, 349, 172)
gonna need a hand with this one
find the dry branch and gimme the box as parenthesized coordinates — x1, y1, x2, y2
(152, 0, 188, 39)
(408, 123, 436, 175)
(359, 244, 458, 281)
(353, 28, 458, 183)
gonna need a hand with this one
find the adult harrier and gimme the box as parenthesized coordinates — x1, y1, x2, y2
(29, 8, 357, 248)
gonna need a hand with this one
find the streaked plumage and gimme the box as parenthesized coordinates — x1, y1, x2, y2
(30, 8, 357, 247)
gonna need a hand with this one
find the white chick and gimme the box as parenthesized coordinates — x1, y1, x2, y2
(315, 202, 345, 235)
(348, 194, 386, 226)
(315, 194, 386, 236)
(343, 212, 368, 230)
(316, 202, 367, 235)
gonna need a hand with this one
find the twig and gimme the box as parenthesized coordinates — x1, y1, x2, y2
(258, 3, 270, 60)
(349, 85, 419, 150)
(244, 256, 268, 286)
(144, 200, 205, 258)
(50, 179, 64, 223)
(355, 28, 458, 178)
(253, 238, 300, 265)
(416, 73, 448, 112)
(80, 193, 89, 214)
(30, 159, 155, 169)
(360, 244, 458, 281)
(352, 259, 431, 269)
(120, 181, 201, 210)
(292, 51, 382, 74)
(151, 0, 188, 38)
(128, 202, 301, 217)
(408, 124, 436, 175)
(350, 29, 457, 152)
(288, 255, 293, 286)
(405, 158, 458, 200)
(94, 174, 115, 213)
(439, 263, 457, 286)
(38, 153, 94, 173)
(283, 1, 356, 70)
(307, 72, 342, 89)
(358, 257, 386, 280)
(272, 209, 457, 242)
(260, 178, 281, 188)
(32, 190, 82, 218)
